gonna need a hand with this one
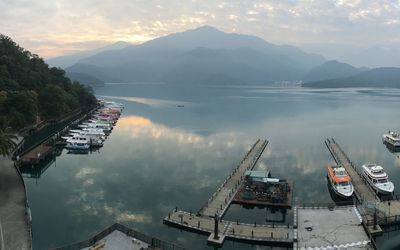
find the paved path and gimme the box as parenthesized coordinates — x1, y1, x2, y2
(0, 156, 31, 250)
(297, 206, 370, 249)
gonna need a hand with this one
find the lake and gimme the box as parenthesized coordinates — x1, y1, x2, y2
(25, 84, 400, 249)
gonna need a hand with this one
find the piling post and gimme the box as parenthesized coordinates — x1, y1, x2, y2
(213, 214, 219, 240)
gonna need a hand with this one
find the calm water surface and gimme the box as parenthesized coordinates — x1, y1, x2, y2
(25, 84, 400, 249)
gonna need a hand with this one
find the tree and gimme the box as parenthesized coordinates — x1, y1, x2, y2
(0, 118, 17, 157)
(38, 85, 67, 118)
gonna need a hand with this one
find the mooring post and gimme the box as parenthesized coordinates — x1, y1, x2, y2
(214, 213, 219, 240)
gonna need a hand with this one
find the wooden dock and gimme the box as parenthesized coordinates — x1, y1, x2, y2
(325, 138, 400, 235)
(164, 139, 296, 247)
(165, 210, 293, 246)
(198, 139, 268, 217)
(325, 138, 379, 203)
(19, 143, 54, 165)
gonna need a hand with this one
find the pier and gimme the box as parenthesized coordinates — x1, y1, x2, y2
(199, 139, 269, 217)
(164, 139, 295, 247)
(325, 138, 400, 235)
(16, 105, 99, 167)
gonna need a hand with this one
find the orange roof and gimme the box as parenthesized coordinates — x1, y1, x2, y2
(327, 165, 351, 183)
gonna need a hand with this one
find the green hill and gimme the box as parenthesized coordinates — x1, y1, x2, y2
(0, 34, 97, 129)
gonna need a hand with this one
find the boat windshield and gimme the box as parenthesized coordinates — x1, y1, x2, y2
(374, 179, 388, 184)
(338, 182, 350, 186)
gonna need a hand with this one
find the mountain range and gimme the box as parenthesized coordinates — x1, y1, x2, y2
(46, 26, 400, 88)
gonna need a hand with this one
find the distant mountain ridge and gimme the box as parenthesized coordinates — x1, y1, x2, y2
(303, 60, 361, 82)
(46, 41, 131, 69)
(302, 67, 400, 88)
(66, 26, 326, 85)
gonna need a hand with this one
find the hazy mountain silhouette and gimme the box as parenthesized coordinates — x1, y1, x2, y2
(303, 60, 361, 82)
(67, 26, 325, 85)
(66, 71, 104, 87)
(46, 41, 131, 68)
(302, 67, 400, 88)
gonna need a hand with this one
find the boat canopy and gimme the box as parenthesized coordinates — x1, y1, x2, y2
(371, 165, 383, 173)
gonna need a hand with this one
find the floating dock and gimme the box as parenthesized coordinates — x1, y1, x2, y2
(232, 180, 293, 208)
(198, 139, 269, 217)
(165, 210, 293, 246)
(19, 143, 55, 165)
(325, 138, 400, 235)
(164, 139, 296, 247)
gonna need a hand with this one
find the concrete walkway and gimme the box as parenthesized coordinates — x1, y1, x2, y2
(0, 156, 32, 250)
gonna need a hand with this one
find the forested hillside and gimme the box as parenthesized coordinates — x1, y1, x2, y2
(0, 35, 96, 129)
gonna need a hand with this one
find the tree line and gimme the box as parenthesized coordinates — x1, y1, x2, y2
(0, 34, 97, 130)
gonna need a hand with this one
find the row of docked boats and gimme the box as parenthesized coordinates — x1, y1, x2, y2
(327, 130, 399, 199)
(328, 163, 394, 198)
(61, 101, 124, 151)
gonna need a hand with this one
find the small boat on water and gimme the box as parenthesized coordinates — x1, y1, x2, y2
(65, 137, 90, 150)
(66, 134, 103, 147)
(327, 165, 354, 198)
(362, 164, 394, 194)
(383, 131, 400, 149)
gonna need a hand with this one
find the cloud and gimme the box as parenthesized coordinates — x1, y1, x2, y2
(1, 0, 399, 58)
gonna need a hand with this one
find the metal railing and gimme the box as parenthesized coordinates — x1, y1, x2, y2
(52, 223, 186, 250)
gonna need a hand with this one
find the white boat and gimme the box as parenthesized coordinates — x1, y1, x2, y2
(327, 165, 354, 198)
(67, 134, 103, 147)
(383, 131, 400, 148)
(104, 101, 124, 109)
(68, 130, 106, 142)
(66, 136, 90, 150)
(78, 123, 112, 132)
(362, 164, 394, 194)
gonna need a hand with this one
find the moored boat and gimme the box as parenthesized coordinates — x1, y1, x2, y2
(327, 165, 354, 198)
(362, 164, 394, 194)
(65, 137, 90, 150)
(383, 131, 400, 148)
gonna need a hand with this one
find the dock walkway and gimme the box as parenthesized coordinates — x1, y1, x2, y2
(164, 139, 295, 247)
(165, 210, 292, 245)
(325, 139, 379, 204)
(325, 138, 400, 235)
(199, 139, 268, 217)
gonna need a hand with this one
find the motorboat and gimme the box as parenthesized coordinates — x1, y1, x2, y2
(65, 136, 90, 150)
(78, 122, 112, 133)
(383, 131, 400, 148)
(362, 164, 394, 194)
(66, 134, 103, 147)
(327, 165, 354, 198)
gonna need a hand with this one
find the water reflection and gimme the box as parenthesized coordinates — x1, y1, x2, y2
(24, 85, 400, 250)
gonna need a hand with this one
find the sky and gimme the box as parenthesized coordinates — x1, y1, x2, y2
(1, 0, 400, 59)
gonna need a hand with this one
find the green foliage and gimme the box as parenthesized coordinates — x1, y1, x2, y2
(0, 34, 96, 129)
(0, 118, 17, 157)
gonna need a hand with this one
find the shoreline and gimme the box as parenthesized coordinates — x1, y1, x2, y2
(0, 155, 32, 250)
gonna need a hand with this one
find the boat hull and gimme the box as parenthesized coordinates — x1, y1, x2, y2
(362, 172, 394, 194)
(327, 175, 353, 198)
